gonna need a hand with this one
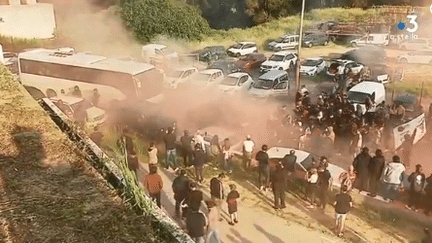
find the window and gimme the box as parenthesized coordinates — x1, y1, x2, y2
(283, 39, 290, 43)
(280, 74, 289, 82)
(286, 54, 294, 60)
(290, 37, 295, 42)
(238, 76, 248, 85)
(295, 37, 299, 42)
(274, 82, 288, 90)
(210, 74, 216, 81)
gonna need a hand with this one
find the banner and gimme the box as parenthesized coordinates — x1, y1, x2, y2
(393, 113, 426, 150)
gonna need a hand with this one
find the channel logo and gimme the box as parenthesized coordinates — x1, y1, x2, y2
(391, 15, 419, 41)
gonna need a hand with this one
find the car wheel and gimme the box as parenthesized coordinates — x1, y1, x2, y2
(324, 41, 328, 46)
(235, 53, 240, 57)
(399, 58, 408, 64)
(308, 43, 313, 48)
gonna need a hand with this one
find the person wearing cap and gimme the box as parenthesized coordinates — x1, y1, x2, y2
(181, 130, 194, 167)
(242, 135, 255, 170)
(382, 155, 405, 202)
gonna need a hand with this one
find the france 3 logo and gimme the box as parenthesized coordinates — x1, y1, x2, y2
(392, 15, 419, 41)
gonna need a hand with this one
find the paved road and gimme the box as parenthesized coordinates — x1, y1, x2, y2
(138, 163, 346, 243)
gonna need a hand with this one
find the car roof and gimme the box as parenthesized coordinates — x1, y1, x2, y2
(51, 95, 83, 105)
(349, 81, 384, 93)
(259, 70, 287, 80)
(201, 69, 222, 74)
(273, 51, 296, 56)
(304, 57, 323, 61)
(227, 72, 248, 78)
(237, 42, 256, 45)
(176, 66, 197, 72)
(267, 147, 311, 166)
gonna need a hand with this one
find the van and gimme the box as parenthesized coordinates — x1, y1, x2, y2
(248, 70, 291, 98)
(268, 35, 299, 51)
(350, 34, 389, 47)
(347, 81, 386, 114)
(303, 32, 329, 47)
(141, 44, 178, 65)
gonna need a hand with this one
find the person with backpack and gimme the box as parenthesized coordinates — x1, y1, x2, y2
(186, 206, 208, 243)
(406, 164, 426, 211)
(210, 173, 225, 222)
(172, 169, 190, 218)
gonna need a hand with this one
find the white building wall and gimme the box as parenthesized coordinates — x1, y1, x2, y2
(0, 3, 56, 39)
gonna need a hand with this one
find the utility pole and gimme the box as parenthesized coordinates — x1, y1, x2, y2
(296, 0, 306, 90)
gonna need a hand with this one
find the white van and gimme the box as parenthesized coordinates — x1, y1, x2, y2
(350, 34, 389, 47)
(268, 35, 300, 51)
(141, 44, 178, 64)
(248, 70, 291, 98)
(347, 81, 386, 114)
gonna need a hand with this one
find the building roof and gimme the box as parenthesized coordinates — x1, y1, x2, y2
(18, 49, 155, 75)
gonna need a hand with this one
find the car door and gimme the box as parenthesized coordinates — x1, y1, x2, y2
(271, 74, 289, 97)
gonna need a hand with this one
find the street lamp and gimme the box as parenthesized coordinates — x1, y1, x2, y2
(296, 0, 306, 90)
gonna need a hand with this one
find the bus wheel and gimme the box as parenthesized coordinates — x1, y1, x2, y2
(46, 88, 57, 98)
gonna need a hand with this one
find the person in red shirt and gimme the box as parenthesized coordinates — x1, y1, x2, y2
(143, 165, 163, 208)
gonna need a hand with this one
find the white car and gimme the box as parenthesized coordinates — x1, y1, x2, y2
(327, 59, 364, 76)
(397, 51, 432, 65)
(268, 35, 299, 51)
(226, 42, 258, 57)
(347, 81, 386, 114)
(190, 69, 224, 88)
(350, 34, 389, 47)
(260, 51, 297, 73)
(218, 72, 254, 94)
(399, 38, 432, 51)
(164, 67, 198, 89)
(266, 147, 346, 188)
(50, 96, 106, 130)
(300, 57, 327, 76)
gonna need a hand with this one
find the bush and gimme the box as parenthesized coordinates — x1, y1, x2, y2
(120, 0, 210, 42)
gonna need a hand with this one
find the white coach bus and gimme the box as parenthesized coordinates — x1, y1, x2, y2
(17, 48, 164, 107)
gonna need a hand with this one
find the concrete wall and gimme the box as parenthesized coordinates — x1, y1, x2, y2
(0, 3, 56, 39)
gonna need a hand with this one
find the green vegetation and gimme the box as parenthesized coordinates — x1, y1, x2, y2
(120, 0, 210, 42)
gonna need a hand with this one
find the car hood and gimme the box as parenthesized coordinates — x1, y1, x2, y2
(248, 87, 271, 97)
(300, 65, 317, 72)
(218, 84, 240, 93)
(236, 59, 251, 67)
(227, 48, 241, 52)
(261, 60, 280, 67)
(86, 106, 106, 121)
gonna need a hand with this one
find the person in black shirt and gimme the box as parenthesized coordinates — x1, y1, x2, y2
(186, 208, 207, 243)
(172, 169, 190, 218)
(193, 143, 206, 183)
(185, 182, 203, 212)
(406, 164, 426, 211)
(210, 173, 225, 221)
(353, 147, 371, 193)
(281, 150, 297, 189)
(317, 162, 332, 210)
(255, 144, 270, 191)
(367, 149, 385, 197)
(164, 127, 178, 171)
(180, 130, 194, 167)
(271, 164, 287, 209)
(334, 185, 353, 237)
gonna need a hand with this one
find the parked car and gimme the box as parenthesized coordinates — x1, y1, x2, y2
(164, 67, 198, 89)
(300, 57, 327, 76)
(260, 51, 297, 73)
(399, 38, 432, 51)
(141, 44, 178, 65)
(50, 96, 106, 130)
(350, 33, 390, 47)
(209, 58, 240, 75)
(327, 59, 364, 76)
(248, 70, 291, 98)
(198, 46, 226, 62)
(364, 64, 393, 84)
(347, 81, 386, 114)
(235, 53, 266, 73)
(189, 69, 224, 88)
(302, 32, 329, 47)
(218, 72, 254, 94)
(397, 50, 432, 65)
(268, 35, 299, 51)
(226, 42, 258, 57)
(265, 147, 346, 187)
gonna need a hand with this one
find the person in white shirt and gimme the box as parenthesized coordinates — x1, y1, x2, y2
(147, 142, 158, 170)
(195, 130, 207, 153)
(242, 135, 255, 170)
(306, 167, 318, 208)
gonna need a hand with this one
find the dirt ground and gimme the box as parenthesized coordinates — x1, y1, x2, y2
(0, 67, 164, 242)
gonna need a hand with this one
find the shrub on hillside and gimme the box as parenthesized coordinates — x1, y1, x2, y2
(120, 0, 210, 42)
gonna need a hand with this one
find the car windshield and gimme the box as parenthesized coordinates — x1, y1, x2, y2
(70, 99, 92, 111)
(254, 79, 274, 89)
(232, 44, 244, 49)
(269, 55, 284, 62)
(195, 73, 211, 82)
(221, 76, 238, 86)
(167, 70, 183, 78)
(275, 38, 284, 43)
(302, 59, 320, 66)
(300, 154, 316, 171)
(348, 91, 370, 104)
